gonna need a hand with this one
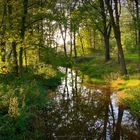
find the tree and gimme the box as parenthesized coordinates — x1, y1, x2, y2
(99, 0, 111, 61)
(127, 0, 140, 71)
(19, 0, 29, 74)
(81, 0, 112, 61)
(105, 0, 127, 75)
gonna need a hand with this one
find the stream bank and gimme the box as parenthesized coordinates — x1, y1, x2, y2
(45, 67, 140, 140)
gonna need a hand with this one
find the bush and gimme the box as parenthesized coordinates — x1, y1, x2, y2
(0, 73, 48, 139)
(0, 63, 63, 139)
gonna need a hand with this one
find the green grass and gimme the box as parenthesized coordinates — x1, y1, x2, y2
(75, 56, 120, 83)
(75, 52, 140, 116)
(119, 85, 140, 116)
(125, 53, 138, 60)
(75, 52, 139, 82)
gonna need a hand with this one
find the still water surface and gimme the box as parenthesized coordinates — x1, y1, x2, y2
(46, 68, 140, 140)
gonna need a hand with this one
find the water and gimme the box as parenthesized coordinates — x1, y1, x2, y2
(45, 68, 140, 140)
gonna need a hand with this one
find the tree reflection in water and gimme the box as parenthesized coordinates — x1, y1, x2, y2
(46, 68, 140, 140)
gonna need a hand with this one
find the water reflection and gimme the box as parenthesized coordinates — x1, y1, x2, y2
(46, 68, 140, 140)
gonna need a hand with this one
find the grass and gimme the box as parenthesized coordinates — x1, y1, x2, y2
(118, 85, 140, 116)
(75, 52, 140, 116)
(75, 55, 121, 84)
(75, 51, 140, 82)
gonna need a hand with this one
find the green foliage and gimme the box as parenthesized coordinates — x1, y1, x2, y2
(0, 74, 41, 138)
(76, 27, 102, 56)
(0, 64, 63, 139)
(40, 47, 74, 67)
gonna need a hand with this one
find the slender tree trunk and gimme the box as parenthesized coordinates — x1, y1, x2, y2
(73, 28, 77, 58)
(70, 28, 73, 57)
(62, 33, 67, 56)
(63, 38, 67, 56)
(100, 0, 111, 61)
(1, 1, 6, 41)
(12, 42, 18, 75)
(38, 9, 44, 61)
(19, 0, 28, 74)
(78, 32, 85, 56)
(135, 26, 138, 46)
(135, 0, 140, 71)
(59, 24, 67, 57)
(7, 0, 19, 75)
(104, 35, 110, 61)
(19, 47, 23, 72)
(40, 19, 44, 60)
(24, 49, 27, 70)
(69, 10, 73, 57)
(89, 28, 92, 48)
(1, 42, 6, 62)
(93, 29, 96, 49)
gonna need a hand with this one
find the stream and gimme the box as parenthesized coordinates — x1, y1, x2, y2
(45, 68, 140, 140)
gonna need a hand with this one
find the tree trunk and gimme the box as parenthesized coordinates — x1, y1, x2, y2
(138, 30, 140, 71)
(73, 29, 77, 58)
(135, 0, 140, 71)
(24, 49, 27, 70)
(104, 35, 110, 61)
(1, 42, 6, 62)
(93, 30, 96, 49)
(70, 28, 73, 57)
(78, 31, 85, 56)
(12, 42, 18, 75)
(100, 0, 111, 62)
(7, 1, 19, 75)
(19, 47, 23, 73)
(59, 24, 68, 57)
(63, 38, 67, 57)
(116, 29, 127, 75)
(89, 28, 92, 48)
(19, 0, 28, 74)
(105, 0, 127, 75)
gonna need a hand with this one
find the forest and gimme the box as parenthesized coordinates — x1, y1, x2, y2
(0, 0, 140, 139)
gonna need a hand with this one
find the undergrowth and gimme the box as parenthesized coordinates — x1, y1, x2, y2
(0, 64, 63, 139)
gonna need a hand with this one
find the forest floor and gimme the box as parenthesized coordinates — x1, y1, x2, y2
(75, 52, 140, 116)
